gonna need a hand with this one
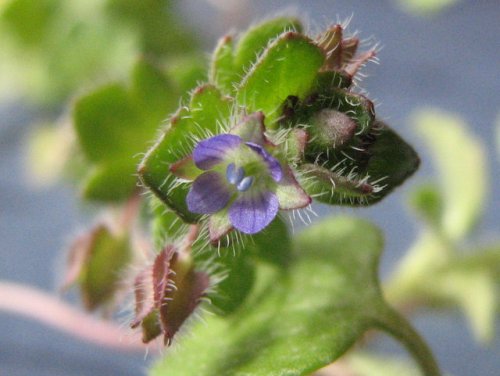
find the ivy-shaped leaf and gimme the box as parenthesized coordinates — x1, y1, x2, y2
(151, 217, 439, 376)
(73, 59, 177, 202)
(236, 32, 324, 125)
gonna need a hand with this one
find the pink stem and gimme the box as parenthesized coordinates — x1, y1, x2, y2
(0, 281, 149, 352)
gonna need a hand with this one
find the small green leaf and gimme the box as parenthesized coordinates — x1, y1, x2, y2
(139, 85, 231, 221)
(82, 163, 137, 202)
(130, 58, 175, 121)
(73, 59, 177, 202)
(74, 83, 140, 163)
(414, 109, 487, 241)
(234, 17, 302, 77)
(237, 32, 324, 125)
(151, 217, 439, 376)
(1, 0, 57, 46)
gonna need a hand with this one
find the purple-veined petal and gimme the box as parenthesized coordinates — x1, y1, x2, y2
(229, 191, 279, 234)
(187, 171, 231, 214)
(193, 134, 242, 170)
(245, 142, 282, 182)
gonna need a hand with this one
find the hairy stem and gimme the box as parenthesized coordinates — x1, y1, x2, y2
(0, 281, 152, 352)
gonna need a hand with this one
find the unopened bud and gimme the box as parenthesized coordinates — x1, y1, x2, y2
(308, 109, 357, 150)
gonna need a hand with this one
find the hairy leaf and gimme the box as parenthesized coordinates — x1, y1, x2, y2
(73, 59, 177, 202)
(151, 217, 436, 376)
(237, 32, 324, 125)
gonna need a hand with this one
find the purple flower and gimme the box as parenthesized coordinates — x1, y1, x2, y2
(187, 133, 282, 234)
(171, 112, 311, 241)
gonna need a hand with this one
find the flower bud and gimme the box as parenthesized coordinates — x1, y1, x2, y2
(307, 108, 357, 151)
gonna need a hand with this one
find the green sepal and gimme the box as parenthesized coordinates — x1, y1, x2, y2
(138, 85, 232, 222)
(236, 32, 325, 126)
(300, 163, 376, 206)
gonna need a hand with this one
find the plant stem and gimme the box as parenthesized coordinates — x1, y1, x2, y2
(374, 305, 441, 376)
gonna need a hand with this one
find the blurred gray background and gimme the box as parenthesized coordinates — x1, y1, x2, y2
(1, 0, 499, 375)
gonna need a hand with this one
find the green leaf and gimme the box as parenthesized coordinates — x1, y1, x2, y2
(139, 85, 232, 221)
(237, 32, 324, 125)
(73, 59, 177, 202)
(151, 217, 440, 376)
(130, 58, 175, 121)
(234, 17, 302, 77)
(1, 0, 57, 46)
(414, 109, 487, 241)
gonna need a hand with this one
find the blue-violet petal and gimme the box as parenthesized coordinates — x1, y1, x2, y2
(229, 191, 279, 234)
(245, 142, 282, 182)
(187, 171, 231, 214)
(193, 134, 242, 170)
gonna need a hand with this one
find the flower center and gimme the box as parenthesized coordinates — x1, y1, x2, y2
(226, 163, 254, 192)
